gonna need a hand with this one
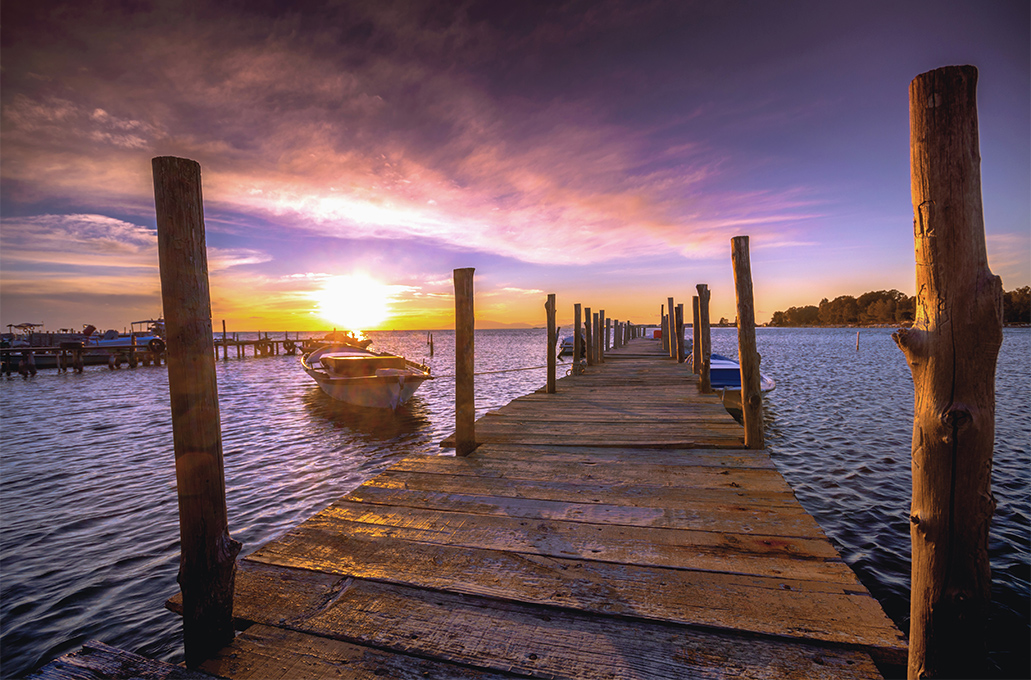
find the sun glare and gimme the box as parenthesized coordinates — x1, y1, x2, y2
(314, 274, 391, 332)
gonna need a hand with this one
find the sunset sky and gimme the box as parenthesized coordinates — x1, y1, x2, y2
(2, 0, 1028, 332)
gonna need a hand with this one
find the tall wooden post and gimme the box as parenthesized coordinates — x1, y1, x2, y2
(696, 285, 711, 392)
(221, 320, 228, 360)
(675, 304, 685, 363)
(666, 297, 676, 359)
(152, 156, 240, 668)
(592, 312, 600, 365)
(599, 310, 607, 362)
(584, 307, 593, 367)
(692, 296, 701, 373)
(454, 268, 476, 457)
(730, 239, 763, 449)
(545, 294, 557, 393)
(661, 305, 669, 354)
(573, 303, 582, 374)
(893, 65, 1002, 680)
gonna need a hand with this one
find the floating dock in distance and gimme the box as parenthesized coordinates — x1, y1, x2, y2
(166, 336, 907, 679)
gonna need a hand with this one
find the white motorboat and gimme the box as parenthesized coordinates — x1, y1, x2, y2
(689, 352, 775, 412)
(301, 343, 431, 410)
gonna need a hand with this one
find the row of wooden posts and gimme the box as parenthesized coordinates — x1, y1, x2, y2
(152, 66, 998, 678)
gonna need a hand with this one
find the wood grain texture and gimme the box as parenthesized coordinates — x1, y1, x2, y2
(29, 640, 220, 680)
(225, 564, 883, 679)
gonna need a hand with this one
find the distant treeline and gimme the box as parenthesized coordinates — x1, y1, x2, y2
(768, 286, 1031, 326)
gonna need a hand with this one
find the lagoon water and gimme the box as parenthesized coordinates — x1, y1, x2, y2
(1, 327, 1028, 678)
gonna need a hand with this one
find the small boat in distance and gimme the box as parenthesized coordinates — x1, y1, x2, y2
(301, 343, 431, 410)
(690, 352, 775, 413)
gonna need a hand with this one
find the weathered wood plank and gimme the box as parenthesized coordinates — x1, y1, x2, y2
(28, 640, 219, 680)
(263, 501, 857, 583)
(222, 562, 884, 679)
(202, 625, 518, 679)
(243, 533, 906, 658)
(365, 467, 804, 509)
(390, 455, 790, 493)
(343, 482, 823, 536)
(470, 443, 779, 468)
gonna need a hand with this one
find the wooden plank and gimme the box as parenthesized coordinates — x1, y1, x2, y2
(470, 443, 778, 468)
(389, 455, 790, 493)
(264, 502, 858, 583)
(244, 533, 906, 658)
(365, 467, 804, 509)
(226, 562, 884, 679)
(28, 640, 219, 680)
(203, 625, 518, 679)
(342, 482, 824, 537)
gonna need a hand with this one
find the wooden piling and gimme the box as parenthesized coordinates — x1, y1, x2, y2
(545, 294, 557, 394)
(666, 297, 676, 359)
(592, 312, 600, 365)
(573, 303, 582, 374)
(222, 321, 228, 360)
(453, 268, 476, 457)
(661, 305, 669, 354)
(599, 310, 606, 363)
(893, 65, 1002, 680)
(730, 238, 763, 450)
(675, 304, 685, 363)
(152, 156, 240, 667)
(584, 307, 593, 367)
(696, 286, 711, 393)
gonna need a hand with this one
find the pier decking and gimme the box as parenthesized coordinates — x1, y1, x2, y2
(172, 337, 906, 679)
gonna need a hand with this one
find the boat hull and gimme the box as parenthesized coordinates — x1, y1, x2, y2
(301, 345, 431, 410)
(308, 372, 429, 409)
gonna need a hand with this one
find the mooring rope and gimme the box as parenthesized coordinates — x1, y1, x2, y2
(431, 364, 551, 379)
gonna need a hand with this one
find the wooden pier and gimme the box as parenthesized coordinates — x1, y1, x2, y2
(165, 336, 906, 679)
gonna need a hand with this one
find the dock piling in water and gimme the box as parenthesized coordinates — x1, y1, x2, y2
(453, 267, 476, 457)
(696, 285, 711, 393)
(894, 64, 1002, 679)
(152, 155, 240, 667)
(545, 293, 557, 393)
(731, 237, 763, 449)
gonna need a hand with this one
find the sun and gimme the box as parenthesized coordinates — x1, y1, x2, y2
(313, 274, 392, 332)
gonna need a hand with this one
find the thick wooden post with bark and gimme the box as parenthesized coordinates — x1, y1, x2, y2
(573, 303, 582, 375)
(696, 285, 711, 393)
(893, 65, 1002, 680)
(454, 268, 477, 457)
(730, 237, 764, 449)
(152, 156, 241, 668)
(545, 294, 557, 393)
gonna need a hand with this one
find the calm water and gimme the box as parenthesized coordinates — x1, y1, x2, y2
(1, 328, 1027, 677)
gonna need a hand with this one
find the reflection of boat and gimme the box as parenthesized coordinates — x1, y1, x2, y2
(690, 352, 775, 412)
(301, 344, 431, 410)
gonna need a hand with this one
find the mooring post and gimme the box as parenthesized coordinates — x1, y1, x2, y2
(584, 307, 593, 367)
(592, 312, 600, 364)
(221, 320, 228, 360)
(573, 303, 582, 375)
(661, 305, 669, 354)
(893, 65, 1002, 680)
(696, 285, 711, 392)
(730, 239, 763, 449)
(545, 293, 557, 393)
(675, 304, 685, 363)
(599, 310, 606, 362)
(666, 297, 676, 359)
(152, 156, 241, 668)
(454, 267, 477, 457)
